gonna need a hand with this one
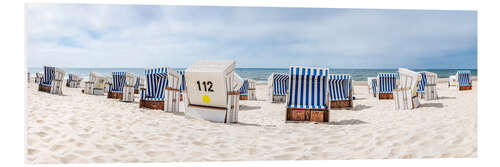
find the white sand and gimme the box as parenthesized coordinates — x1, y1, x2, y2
(26, 80, 476, 163)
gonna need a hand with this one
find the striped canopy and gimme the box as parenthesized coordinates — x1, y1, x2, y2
(141, 67, 171, 101)
(417, 72, 427, 93)
(177, 70, 186, 93)
(328, 74, 352, 101)
(40, 66, 55, 86)
(378, 73, 397, 93)
(134, 76, 141, 90)
(239, 79, 249, 95)
(457, 70, 471, 86)
(287, 66, 329, 109)
(270, 73, 289, 96)
(111, 72, 127, 93)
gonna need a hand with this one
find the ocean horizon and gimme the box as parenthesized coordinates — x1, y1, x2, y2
(27, 67, 478, 81)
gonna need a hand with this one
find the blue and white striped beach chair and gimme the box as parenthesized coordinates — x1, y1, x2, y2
(140, 67, 181, 112)
(134, 76, 141, 94)
(108, 72, 136, 101)
(420, 71, 438, 100)
(457, 70, 472, 91)
(66, 74, 82, 88)
(328, 74, 353, 109)
(239, 79, 249, 100)
(177, 70, 186, 101)
(268, 73, 289, 103)
(39, 66, 65, 95)
(286, 66, 329, 122)
(377, 73, 397, 99)
(416, 72, 427, 98)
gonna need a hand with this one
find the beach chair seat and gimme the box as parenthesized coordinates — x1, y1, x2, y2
(267, 73, 289, 103)
(239, 79, 249, 100)
(393, 68, 421, 110)
(38, 66, 66, 95)
(184, 61, 242, 123)
(248, 79, 257, 100)
(139, 67, 181, 112)
(328, 74, 353, 109)
(286, 66, 329, 122)
(377, 73, 397, 99)
(457, 70, 472, 91)
(108, 72, 127, 99)
(84, 72, 106, 95)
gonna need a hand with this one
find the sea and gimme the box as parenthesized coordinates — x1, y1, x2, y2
(28, 68, 477, 82)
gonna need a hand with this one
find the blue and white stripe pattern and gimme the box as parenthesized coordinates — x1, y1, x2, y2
(239, 79, 249, 95)
(370, 78, 377, 95)
(40, 66, 55, 86)
(457, 70, 471, 86)
(328, 74, 352, 101)
(271, 73, 289, 96)
(110, 72, 126, 93)
(417, 72, 427, 93)
(287, 66, 329, 109)
(141, 67, 170, 101)
(134, 76, 140, 90)
(177, 70, 186, 93)
(378, 73, 397, 93)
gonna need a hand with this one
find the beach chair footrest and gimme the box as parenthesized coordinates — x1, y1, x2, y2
(379, 93, 393, 99)
(107, 92, 123, 99)
(38, 84, 51, 93)
(140, 100, 164, 110)
(286, 108, 329, 122)
(330, 100, 352, 108)
(239, 95, 248, 100)
(459, 85, 472, 91)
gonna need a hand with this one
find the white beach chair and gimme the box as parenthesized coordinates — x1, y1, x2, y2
(103, 76, 112, 93)
(267, 73, 289, 103)
(38, 66, 66, 95)
(122, 72, 137, 102)
(418, 71, 438, 100)
(66, 74, 82, 88)
(367, 77, 377, 97)
(84, 72, 106, 95)
(393, 68, 421, 110)
(184, 61, 243, 123)
(448, 75, 458, 87)
(328, 74, 353, 109)
(457, 70, 472, 91)
(377, 73, 397, 99)
(248, 79, 257, 100)
(139, 67, 181, 112)
(286, 66, 329, 122)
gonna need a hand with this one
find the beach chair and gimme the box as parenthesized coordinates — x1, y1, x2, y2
(140, 67, 181, 112)
(286, 66, 329, 122)
(184, 61, 243, 123)
(416, 72, 427, 98)
(38, 66, 66, 95)
(448, 75, 458, 87)
(377, 73, 397, 99)
(34, 72, 43, 83)
(393, 68, 421, 110)
(84, 72, 106, 95)
(177, 70, 186, 101)
(134, 76, 141, 94)
(103, 76, 112, 93)
(328, 74, 353, 109)
(267, 73, 289, 103)
(457, 70, 472, 91)
(422, 71, 438, 100)
(367, 77, 377, 97)
(108, 72, 136, 100)
(239, 79, 249, 100)
(248, 79, 257, 100)
(66, 74, 82, 88)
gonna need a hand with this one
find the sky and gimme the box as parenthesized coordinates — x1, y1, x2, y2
(26, 4, 477, 69)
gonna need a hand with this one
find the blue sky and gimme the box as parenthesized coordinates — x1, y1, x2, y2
(26, 4, 477, 69)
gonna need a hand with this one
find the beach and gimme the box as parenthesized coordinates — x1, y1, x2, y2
(25, 79, 477, 163)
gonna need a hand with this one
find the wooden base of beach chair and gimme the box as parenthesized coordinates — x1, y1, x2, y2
(330, 100, 352, 109)
(134, 90, 139, 94)
(107, 92, 123, 99)
(379, 93, 393, 99)
(459, 85, 472, 91)
(272, 95, 287, 103)
(38, 84, 51, 93)
(286, 108, 329, 122)
(140, 100, 164, 110)
(239, 95, 248, 100)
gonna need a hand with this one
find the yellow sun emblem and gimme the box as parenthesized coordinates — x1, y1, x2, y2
(202, 94, 211, 104)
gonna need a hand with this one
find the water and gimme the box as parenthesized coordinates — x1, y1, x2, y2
(28, 67, 477, 81)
